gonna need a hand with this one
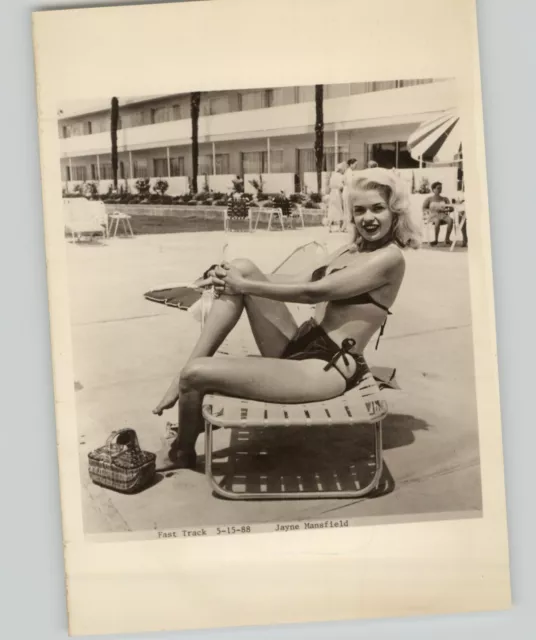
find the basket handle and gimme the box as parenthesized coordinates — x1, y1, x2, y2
(106, 428, 140, 450)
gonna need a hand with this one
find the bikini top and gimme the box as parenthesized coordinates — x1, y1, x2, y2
(311, 265, 391, 312)
(311, 259, 392, 349)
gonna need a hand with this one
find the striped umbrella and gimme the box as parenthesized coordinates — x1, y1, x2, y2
(407, 109, 462, 164)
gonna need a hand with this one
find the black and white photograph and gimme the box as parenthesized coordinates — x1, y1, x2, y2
(32, 0, 511, 635)
(58, 77, 479, 536)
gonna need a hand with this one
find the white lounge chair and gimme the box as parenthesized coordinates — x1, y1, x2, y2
(64, 198, 107, 242)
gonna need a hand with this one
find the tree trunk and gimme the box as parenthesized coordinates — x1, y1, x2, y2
(111, 97, 119, 190)
(314, 85, 324, 194)
(190, 92, 201, 194)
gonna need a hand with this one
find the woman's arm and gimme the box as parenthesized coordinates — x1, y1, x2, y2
(266, 270, 314, 284)
(265, 244, 349, 284)
(218, 249, 403, 304)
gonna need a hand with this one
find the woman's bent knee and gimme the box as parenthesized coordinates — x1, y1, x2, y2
(179, 359, 210, 392)
(231, 258, 259, 278)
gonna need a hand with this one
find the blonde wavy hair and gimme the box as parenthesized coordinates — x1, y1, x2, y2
(346, 168, 421, 250)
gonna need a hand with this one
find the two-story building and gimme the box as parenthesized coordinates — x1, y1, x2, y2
(58, 78, 458, 195)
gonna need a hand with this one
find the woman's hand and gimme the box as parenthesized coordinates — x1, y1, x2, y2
(209, 263, 245, 296)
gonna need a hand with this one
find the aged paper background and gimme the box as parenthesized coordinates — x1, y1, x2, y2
(32, 0, 510, 635)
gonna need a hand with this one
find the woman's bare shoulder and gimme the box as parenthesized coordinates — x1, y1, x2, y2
(357, 243, 405, 272)
(382, 243, 406, 270)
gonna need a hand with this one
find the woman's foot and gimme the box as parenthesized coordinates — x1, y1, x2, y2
(155, 446, 197, 473)
(154, 425, 197, 471)
(153, 397, 178, 416)
(153, 380, 181, 415)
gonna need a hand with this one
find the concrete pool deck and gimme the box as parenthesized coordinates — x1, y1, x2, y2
(65, 227, 482, 535)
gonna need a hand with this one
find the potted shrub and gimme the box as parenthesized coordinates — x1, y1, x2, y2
(418, 177, 431, 194)
(135, 177, 151, 197)
(153, 179, 169, 199)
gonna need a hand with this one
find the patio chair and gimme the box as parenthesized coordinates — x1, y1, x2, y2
(201, 378, 389, 500)
(252, 206, 285, 232)
(89, 200, 109, 238)
(195, 241, 393, 500)
(284, 204, 306, 230)
(421, 210, 434, 245)
(450, 202, 467, 252)
(223, 206, 253, 233)
(64, 198, 107, 243)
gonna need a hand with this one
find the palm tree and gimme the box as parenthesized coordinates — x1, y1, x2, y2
(190, 92, 201, 194)
(111, 97, 119, 190)
(314, 84, 324, 194)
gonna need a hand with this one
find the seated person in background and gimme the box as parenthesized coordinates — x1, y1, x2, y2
(422, 181, 454, 246)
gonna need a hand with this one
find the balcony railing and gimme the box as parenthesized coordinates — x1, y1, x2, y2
(59, 80, 436, 139)
(59, 80, 455, 159)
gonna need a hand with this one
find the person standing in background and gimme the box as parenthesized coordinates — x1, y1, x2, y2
(326, 162, 346, 232)
(341, 158, 358, 231)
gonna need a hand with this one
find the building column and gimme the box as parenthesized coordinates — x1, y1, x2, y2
(267, 137, 271, 173)
(96, 155, 101, 181)
(212, 142, 216, 175)
(68, 157, 73, 183)
(334, 130, 339, 164)
(129, 151, 133, 179)
(166, 147, 171, 177)
(395, 141, 399, 168)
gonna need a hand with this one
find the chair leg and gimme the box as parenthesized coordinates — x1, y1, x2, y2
(204, 420, 384, 500)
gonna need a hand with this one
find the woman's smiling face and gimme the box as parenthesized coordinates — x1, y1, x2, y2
(351, 188, 394, 243)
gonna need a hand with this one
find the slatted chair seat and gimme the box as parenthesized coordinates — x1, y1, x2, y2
(201, 367, 389, 500)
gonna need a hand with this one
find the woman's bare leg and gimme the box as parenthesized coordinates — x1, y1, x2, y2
(152, 294, 244, 415)
(166, 355, 348, 468)
(153, 258, 298, 415)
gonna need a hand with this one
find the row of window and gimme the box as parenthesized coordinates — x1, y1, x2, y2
(64, 140, 422, 182)
(60, 79, 434, 138)
(66, 151, 278, 181)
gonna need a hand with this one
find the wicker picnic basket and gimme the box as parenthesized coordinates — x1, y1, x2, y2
(88, 428, 156, 494)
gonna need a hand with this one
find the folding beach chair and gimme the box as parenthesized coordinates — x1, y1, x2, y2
(201, 377, 389, 500)
(196, 241, 393, 500)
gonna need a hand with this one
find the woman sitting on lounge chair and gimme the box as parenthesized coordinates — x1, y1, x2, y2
(153, 168, 421, 471)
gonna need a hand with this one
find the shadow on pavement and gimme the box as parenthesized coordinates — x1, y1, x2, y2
(198, 413, 429, 499)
